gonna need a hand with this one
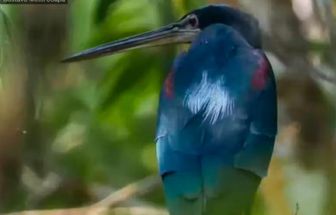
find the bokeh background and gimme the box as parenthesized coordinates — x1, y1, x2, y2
(0, 0, 336, 214)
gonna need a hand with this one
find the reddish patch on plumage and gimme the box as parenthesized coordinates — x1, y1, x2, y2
(164, 71, 174, 98)
(252, 58, 268, 90)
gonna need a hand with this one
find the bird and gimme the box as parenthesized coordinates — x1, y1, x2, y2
(63, 4, 277, 215)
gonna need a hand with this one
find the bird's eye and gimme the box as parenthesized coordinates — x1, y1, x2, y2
(188, 14, 199, 28)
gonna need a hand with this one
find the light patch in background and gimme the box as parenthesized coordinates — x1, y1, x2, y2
(285, 164, 327, 215)
(135, 93, 157, 118)
(22, 166, 61, 198)
(52, 122, 86, 153)
(292, 0, 314, 20)
(292, 0, 327, 42)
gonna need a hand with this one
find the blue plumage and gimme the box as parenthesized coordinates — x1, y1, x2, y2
(63, 4, 277, 215)
(156, 14, 277, 215)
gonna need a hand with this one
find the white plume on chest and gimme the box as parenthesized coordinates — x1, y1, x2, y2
(183, 72, 236, 124)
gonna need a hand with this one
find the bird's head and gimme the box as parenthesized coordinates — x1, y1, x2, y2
(63, 4, 261, 63)
(183, 5, 261, 48)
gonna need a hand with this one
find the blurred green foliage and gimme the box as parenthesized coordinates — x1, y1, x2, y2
(0, 0, 207, 211)
(0, 0, 336, 214)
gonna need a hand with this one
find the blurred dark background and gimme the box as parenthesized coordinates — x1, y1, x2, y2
(0, 0, 335, 214)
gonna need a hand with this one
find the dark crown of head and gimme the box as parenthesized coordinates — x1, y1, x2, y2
(183, 5, 262, 48)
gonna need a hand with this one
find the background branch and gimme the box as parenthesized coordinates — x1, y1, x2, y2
(6, 175, 165, 215)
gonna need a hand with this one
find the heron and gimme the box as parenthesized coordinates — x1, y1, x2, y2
(63, 4, 277, 215)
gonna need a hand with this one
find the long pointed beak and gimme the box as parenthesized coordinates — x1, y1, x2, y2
(62, 23, 200, 63)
